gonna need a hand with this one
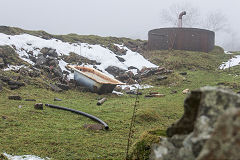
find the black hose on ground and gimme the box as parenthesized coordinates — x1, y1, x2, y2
(45, 104, 109, 130)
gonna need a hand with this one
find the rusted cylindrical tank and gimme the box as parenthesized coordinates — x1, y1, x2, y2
(148, 28, 215, 52)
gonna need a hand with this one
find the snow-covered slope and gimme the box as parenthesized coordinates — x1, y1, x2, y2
(3, 153, 47, 160)
(0, 33, 157, 78)
(219, 52, 240, 69)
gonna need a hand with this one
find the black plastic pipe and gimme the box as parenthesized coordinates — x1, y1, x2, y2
(45, 104, 109, 130)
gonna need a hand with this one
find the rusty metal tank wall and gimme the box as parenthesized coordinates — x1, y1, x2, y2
(148, 28, 215, 52)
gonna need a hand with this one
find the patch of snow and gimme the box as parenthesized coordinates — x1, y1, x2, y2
(129, 69, 138, 75)
(112, 90, 124, 96)
(219, 55, 240, 69)
(114, 44, 157, 70)
(120, 84, 153, 91)
(154, 146, 168, 159)
(3, 153, 49, 160)
(58, 60, 74, 80)
(59, 59, 69, 73)
(0, 33, 157, 79)
(68, 73, 74, 80)
(3, 65, 28, 71)
(224, 51, 232, 54)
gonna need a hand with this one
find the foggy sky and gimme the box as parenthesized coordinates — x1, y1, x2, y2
(0, 0, 239, 50)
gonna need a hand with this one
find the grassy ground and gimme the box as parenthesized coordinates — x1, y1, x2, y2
(0, 27, 240, 159)
(1, 70, 240, 159)
(0, 85, 182, 159)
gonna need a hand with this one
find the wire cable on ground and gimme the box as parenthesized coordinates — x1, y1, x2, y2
(125, 85, 140, 160)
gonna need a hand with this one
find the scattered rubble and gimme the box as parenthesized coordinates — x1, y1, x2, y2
(105, 66, 126, 77)
(1, 115, 7, 120)
(126, 90, 142, 95)
(97, 98, 107, 105)
(0, 32, 173, 94)
(34, 103, 43, 110)
(48, 84, 63, 92)
(25, 99, 36, 101)
(54, 98, 62, 101)
(115, 56, 125, 62)
(140, 67, 173, 78)
(62, 52, 100, 65)
(110, 66, 173, 85)
(0, 33, 157, 81)
(157, 76, 168, 81)
(170, 90, 177, 94)
(112, 45, 127, 55)
(182, 89, 190, 94)
(179, 72, 187, 76)
(9, 85, 20, 90)
(113, 86, 122, 92)
(55, 83, 69, 91)
(8, 95, 22, 100)
(0, 33, 169, 92)
(0, 75, 10, 82)
(145, 92, 165, 98)
(83, 124, 104, 131)
(8, 80, 25, 86)
(40, 47, 58, 58)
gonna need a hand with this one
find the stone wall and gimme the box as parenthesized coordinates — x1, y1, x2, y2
(151, 86, 240, 160)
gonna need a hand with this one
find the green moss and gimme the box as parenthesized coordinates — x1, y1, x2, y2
(136, 108, 161, 123)
(142, 46, 228, 71)
(130, 129, 165, 160)
(143, 72, 185, 87)
(0, 153, 9, 160)
(0, 45, 29, 67)
(149, 129, 167, 137)
(228, 51, 240, 55)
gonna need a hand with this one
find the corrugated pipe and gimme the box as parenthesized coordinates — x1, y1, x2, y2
(45, 104, 109, 130)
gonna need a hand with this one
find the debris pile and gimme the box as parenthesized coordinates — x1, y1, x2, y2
(0, 75, 25, 90)
(0, 33, 157, 80)
(0, 32, 160, 92)
(106, 66, 173, 85)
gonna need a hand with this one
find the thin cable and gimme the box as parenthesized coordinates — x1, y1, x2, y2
(125, 84, 140, 160)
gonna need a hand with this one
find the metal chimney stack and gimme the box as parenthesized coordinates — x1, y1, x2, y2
(178, 11, 186, 28)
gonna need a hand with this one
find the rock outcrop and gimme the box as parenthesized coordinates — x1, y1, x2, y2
(151, 86, 240, 160)
(197, 108, 240, 160)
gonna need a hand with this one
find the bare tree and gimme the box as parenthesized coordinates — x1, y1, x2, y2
(221, 30, 240, 51)
(202, 11, 227, 32)
(160, 2, 227, 32)
(159, 2, 200, 27)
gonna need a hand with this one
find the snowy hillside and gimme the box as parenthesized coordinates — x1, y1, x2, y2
(219, 52, 240, 69)
(0, 33, 157, 79)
